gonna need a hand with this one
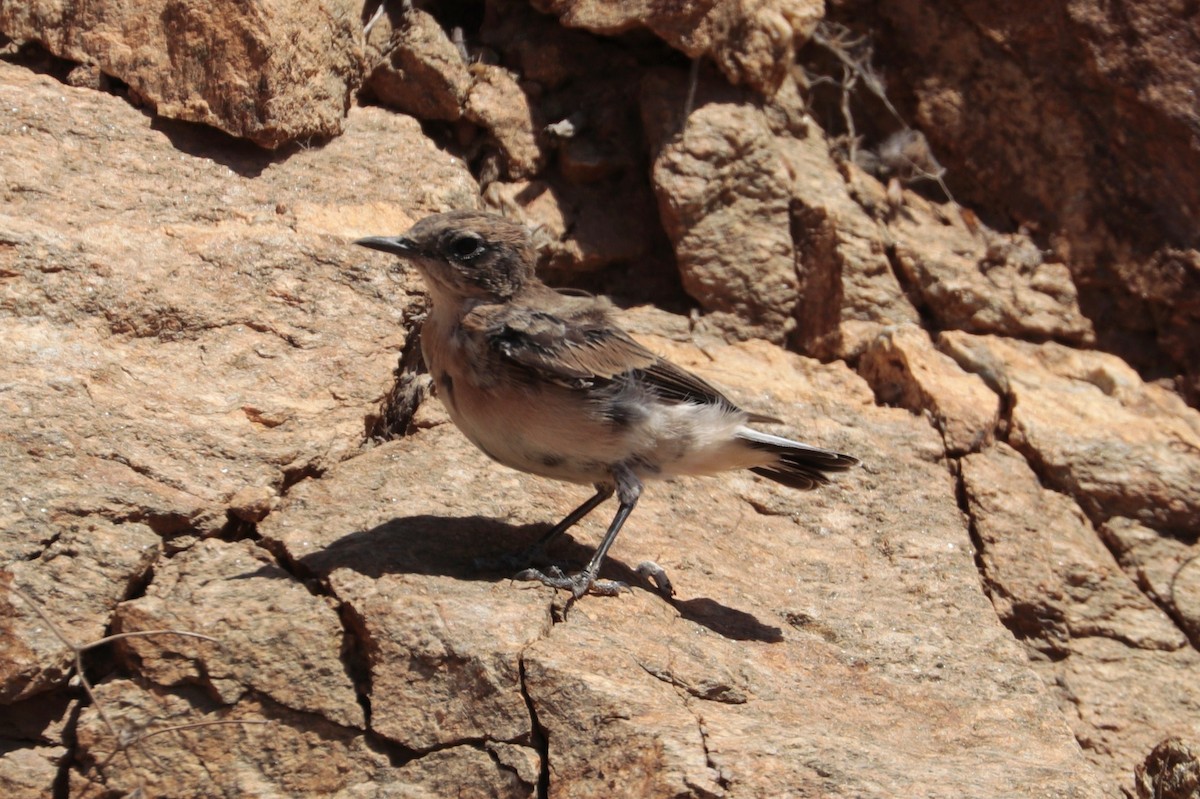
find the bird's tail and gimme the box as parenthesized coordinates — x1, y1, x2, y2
(737, 428, 859, 490)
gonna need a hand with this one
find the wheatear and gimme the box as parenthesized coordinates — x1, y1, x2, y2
(357, 210, 858, 598)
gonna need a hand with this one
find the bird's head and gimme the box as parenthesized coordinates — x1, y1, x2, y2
(356, 210, 537, 304)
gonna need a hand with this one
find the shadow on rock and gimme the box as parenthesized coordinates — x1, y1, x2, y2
(258, 513, 784, 643)
(666, 597, 783, 643)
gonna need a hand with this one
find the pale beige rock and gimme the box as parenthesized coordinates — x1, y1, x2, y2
(393, 746, 537, 799)
(68, 679, 535, 799)
(0, 62, 476, 544)
(889, 192, 1095, 344)
(941, 332, 1200, 532)
(365, 7, 471, 122)
(1100, 517, 1200, 648)
(961, 445, 1200, 790)
(114, 538, 364, 728)
(69, 676, 384, 796)
(532, 0, 823, 94)
(0, 745, 62, 799)
(1, 11, 1188, 793)
(962, 443, 1186, 655)
(642, 72, 799, 342)
(860, 325, 998, 455)
(258, 331, 1106, 798)
(1048, 637, 1200, 792)
(465, 65, 546, 179)
(0, 0, 364, 147)
(328, 567, 549, 751)
(0, 521, 159, 703)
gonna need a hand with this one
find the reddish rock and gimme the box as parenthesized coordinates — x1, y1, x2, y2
(1101, 517, 1200, 649)
(0, 61, 476, 545)
(889, 192, 1094, 344)
(1, 521, 159, 703)
(4, 2, 1199, 793)
(0, 0, 365, 147)
(464, 65, 547, 179)
(114, 538, 364, 729)
(0, 745, 63, 799)
(642, 72, 799, 342)
(860, 325, 998, 455)
(364, 7, 471, 122)
(962, 443, 1186, 655)
(482, 176, 662, 275)
(532, 0, 823, 94)
(783, 130, 921, 360)
(831, 0, 1200, 399)
(941, 332, 1200, 533)
(257, 328, 1106, 798)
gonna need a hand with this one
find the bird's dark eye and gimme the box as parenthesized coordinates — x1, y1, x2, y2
(448, 233, 485, 260)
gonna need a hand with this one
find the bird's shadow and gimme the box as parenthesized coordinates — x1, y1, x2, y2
(288, 514, 782, 643)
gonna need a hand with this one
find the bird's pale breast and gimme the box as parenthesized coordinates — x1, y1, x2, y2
(422, 312, 774, 488)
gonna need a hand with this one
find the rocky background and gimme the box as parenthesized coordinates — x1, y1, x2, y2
(2, 0, 1199, 797)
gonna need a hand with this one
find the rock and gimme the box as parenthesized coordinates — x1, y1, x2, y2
(1100, 517, 1200, 649)
(783, 131, 921, 360)
(68, 679, 535, 798)
(961, 443, 1187, 655)
(641, 71, 798, 342)
(113, 538, 364, 728)
(0, 746, 63, 799)
(1134, 738, 1200, 799)
(255, 324, 1106, 798)
(464, 65, 546, 179)
(364, 7, 471, 122)
(940, 332, 1200, 533)
(1048, 637, 1200, 792)
(327, 566, 550, 751)
(859, 325, 998, 455)
(0, 61, 476, 546)
(961, 444, 1200, 788)
(71, 676, 379, 796)
(888, 192, 1095, 344)
(1126, 247, 1200, 404)
(484, 0, 633, 92)
(1, 521, 159, 703)
(532, 0, 824, 95)
(481, 176, 662, 276)
(844, 0, 1200, 400)
(0, 0, 365, 147)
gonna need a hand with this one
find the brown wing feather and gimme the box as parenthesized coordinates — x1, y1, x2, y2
(468, 303, 747, 415)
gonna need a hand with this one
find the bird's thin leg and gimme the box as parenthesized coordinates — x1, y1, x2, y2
(518, 466, 643, 598)
(475, 484, 612, 572)
(528, 484, 614, 556)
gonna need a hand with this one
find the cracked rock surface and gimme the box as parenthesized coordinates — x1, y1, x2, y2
(3, 1, 1200, 795)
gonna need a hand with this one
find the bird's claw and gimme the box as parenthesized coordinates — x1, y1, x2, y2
(635, 561, 675, 598)
(514, 567, 628, 598)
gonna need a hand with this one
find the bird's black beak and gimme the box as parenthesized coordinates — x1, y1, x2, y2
(355, 235, 417, 256)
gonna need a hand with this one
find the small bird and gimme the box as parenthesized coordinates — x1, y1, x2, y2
(356, 211, 858, 598)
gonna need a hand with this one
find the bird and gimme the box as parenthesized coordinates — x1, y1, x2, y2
(356, 210, 859, 598)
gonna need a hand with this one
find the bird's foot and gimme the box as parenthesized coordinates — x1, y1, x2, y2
(514, 566, 628, 598)
(635, 561, 675, 598)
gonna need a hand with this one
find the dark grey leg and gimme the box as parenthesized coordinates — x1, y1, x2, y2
(476, 484, 613, 572)
(518, 465, 645, 598)
(528, 484, 614, 555)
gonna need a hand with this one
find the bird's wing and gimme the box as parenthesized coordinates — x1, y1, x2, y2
(464, 303, 746, 412)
